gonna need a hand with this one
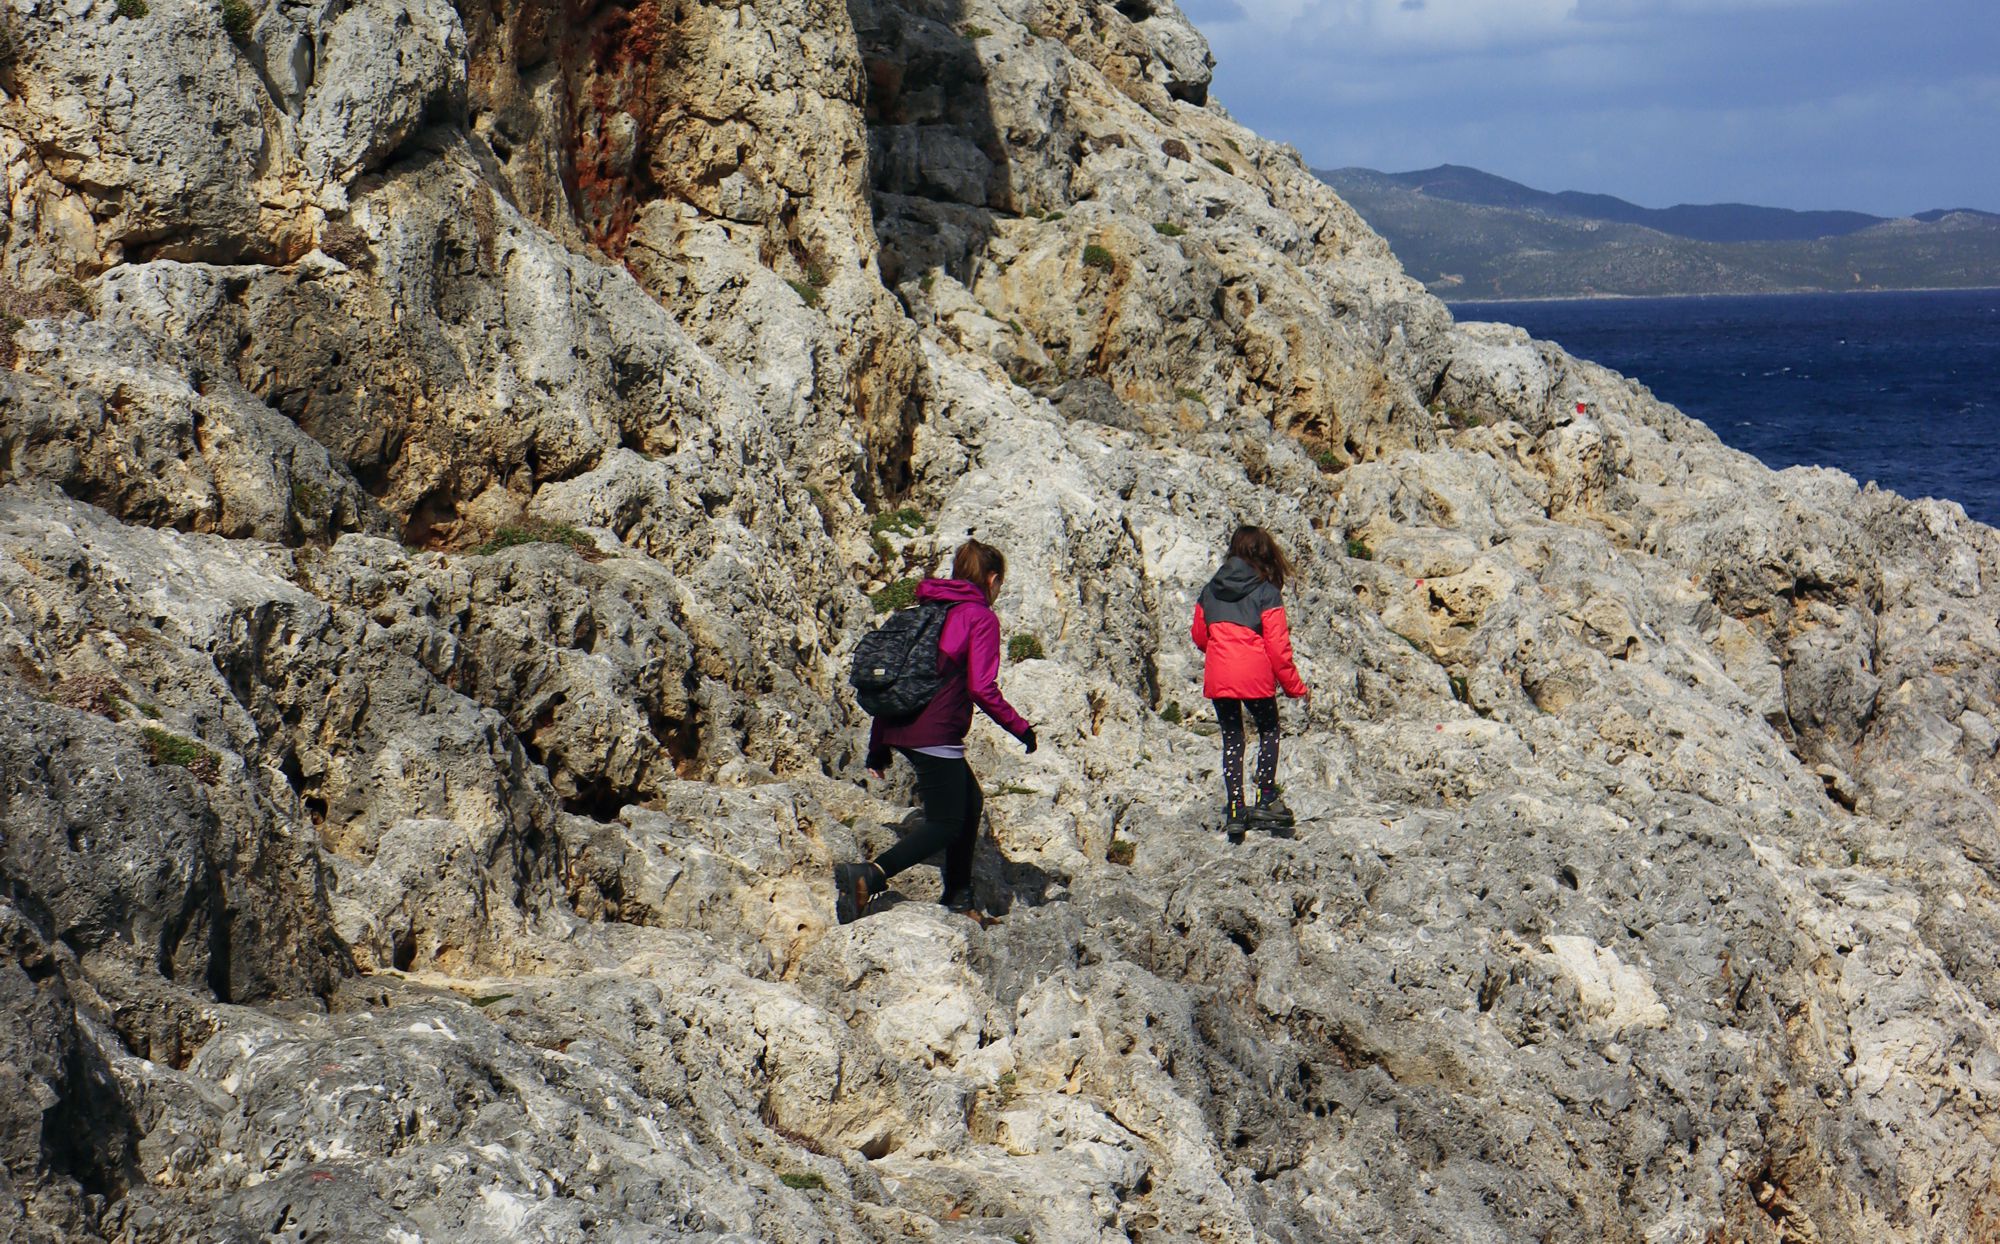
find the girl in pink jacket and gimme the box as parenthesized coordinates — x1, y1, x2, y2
(1191, 525, 1309, 838)
(836, 540, 1037, 923)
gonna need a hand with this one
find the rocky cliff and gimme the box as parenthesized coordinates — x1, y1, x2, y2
(1, 0, 1998, 1240)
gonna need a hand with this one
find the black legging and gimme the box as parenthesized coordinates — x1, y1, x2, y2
(1214, 697, 1279, 809)
(875, 749, 983, 897)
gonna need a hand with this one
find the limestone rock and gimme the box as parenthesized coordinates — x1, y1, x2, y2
(0, 0, 1996, 1236)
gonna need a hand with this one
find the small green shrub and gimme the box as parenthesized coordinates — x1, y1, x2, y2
(51, 676, 123, 720)
(289, 477, 326, 520)
(1081, 244, 1115, 272)
(142, 727, 220, 784)
(1345, 536, 1372, 560)
(869, 532, 894, 561)
(1173, 386, 1204, 403)
(871, 577, 919, 613)
(1152, 221, 1185, 237)
(1224, 136, 1243, 154)
(919, 270, 937, 292)
(1448, 674, 1470, 703)
(1024, 20, 1042, 36)
(1160, 700, 1183, 724)
(961, 23, 992, 37)
(1107, 839, 1134, 866)
(219, 0, 251, 37)
(1007, 633, 1044, 662)
(786, 278, 821, 309)
(868, 506, 926, 539)
(779, 1172, 826, 1190)
(1312, 448, 1339, 471)
(115, 0, 148, 16)
(474, 520, 597, 558)
(1207, 156, 1233, 174)
(1043, 211, 1064, 222)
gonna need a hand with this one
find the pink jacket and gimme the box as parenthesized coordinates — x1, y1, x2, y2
(868, 577, 1031, 759)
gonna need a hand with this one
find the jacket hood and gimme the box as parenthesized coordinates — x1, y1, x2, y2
(917, 577, 992, 605)
(1205, 556, 1266, 603)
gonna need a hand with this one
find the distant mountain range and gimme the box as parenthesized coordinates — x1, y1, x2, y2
(1315, 164, 2000, 300)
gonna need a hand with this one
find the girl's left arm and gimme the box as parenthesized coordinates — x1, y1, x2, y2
(1261, 606, 1310, 698)
(967, 608, 1033, 737)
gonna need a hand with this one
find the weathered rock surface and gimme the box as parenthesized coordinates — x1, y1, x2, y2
(1, 0, 1998, 1240)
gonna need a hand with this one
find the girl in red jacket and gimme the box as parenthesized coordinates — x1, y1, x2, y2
(1191, 526, 1309, 838)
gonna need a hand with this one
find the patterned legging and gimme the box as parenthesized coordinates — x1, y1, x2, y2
(1214, 697, 1280, 809)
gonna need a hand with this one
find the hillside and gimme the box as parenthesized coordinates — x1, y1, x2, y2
(1, 1, 1998, 1242)
(1320, 165, 2000, 298)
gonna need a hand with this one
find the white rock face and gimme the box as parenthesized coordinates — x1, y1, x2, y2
(1, 0, 1999, 1241)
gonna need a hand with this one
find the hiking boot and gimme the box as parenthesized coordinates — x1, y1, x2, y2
(1247, 793, 1295, 835)
(941, 888, 989, 925)
(1223, 801, 1249, 844)
(834, 862, 882, 925)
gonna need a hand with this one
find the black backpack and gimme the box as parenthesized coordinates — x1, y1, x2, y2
(849, 601, 957, 720)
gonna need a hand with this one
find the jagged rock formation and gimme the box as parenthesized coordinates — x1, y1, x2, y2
(1, 0, 1998, 1240)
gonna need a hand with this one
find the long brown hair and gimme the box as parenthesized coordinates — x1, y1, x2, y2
(951, 539, 1006, 599)
(1228, 525, 1291, 590)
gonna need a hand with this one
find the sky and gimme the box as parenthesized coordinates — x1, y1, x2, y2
(1182, 0, 2000, 215)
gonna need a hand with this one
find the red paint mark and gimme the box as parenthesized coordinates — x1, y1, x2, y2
(309, 1170, 337, 1184)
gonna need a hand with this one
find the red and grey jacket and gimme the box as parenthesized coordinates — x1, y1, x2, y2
(1190, 557, 1308, 700)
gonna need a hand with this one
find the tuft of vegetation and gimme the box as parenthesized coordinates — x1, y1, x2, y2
(779, 1172, 826, 1191)
(1107, 839, 1134, 866)
(1312, 447, 1340, 471)
(289, 477, 326, 523)
(219, 0, 251, 37)
(919, 270, 937, 293)
(1207, 156, 1233, 174)
(786, 278, 821, 309)
(1448, 674, 1470, 703)
(1152, 221, 1185, 237)
(1429, 400, 1481, 430)
(996, 783, 1037, 796)
(1007, 633, 1045, 663)
(868, 507, 926, 540)
(468, 993, 514, 1008)
(1224, 136, 1243, 154)
(960, 23, 992, 37)
(1043, 211, 1064, 222)
(142, 727, 221, 784)
(1345, 536, 1372, 560)
(116, 0, 148, 16)
(1159, 700, 1183, 724)
(50, 676, 123, 720)
(1023, 20, 1042, 36)
(474, 519, 600, 559)
(870, 577, 919, 613)
(1173, 386, 1204, 404)
(1081, 244, 1115, 272)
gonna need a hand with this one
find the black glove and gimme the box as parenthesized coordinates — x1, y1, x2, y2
(1019, 727, 1038, 754)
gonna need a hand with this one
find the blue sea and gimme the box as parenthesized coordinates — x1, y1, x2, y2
(1450, 289, 2000, 528)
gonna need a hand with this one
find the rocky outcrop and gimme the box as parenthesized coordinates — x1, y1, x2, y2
(1, 0, 1998, 1240)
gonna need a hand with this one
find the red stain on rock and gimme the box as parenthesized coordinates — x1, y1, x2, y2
(563, 0, 671, 259)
